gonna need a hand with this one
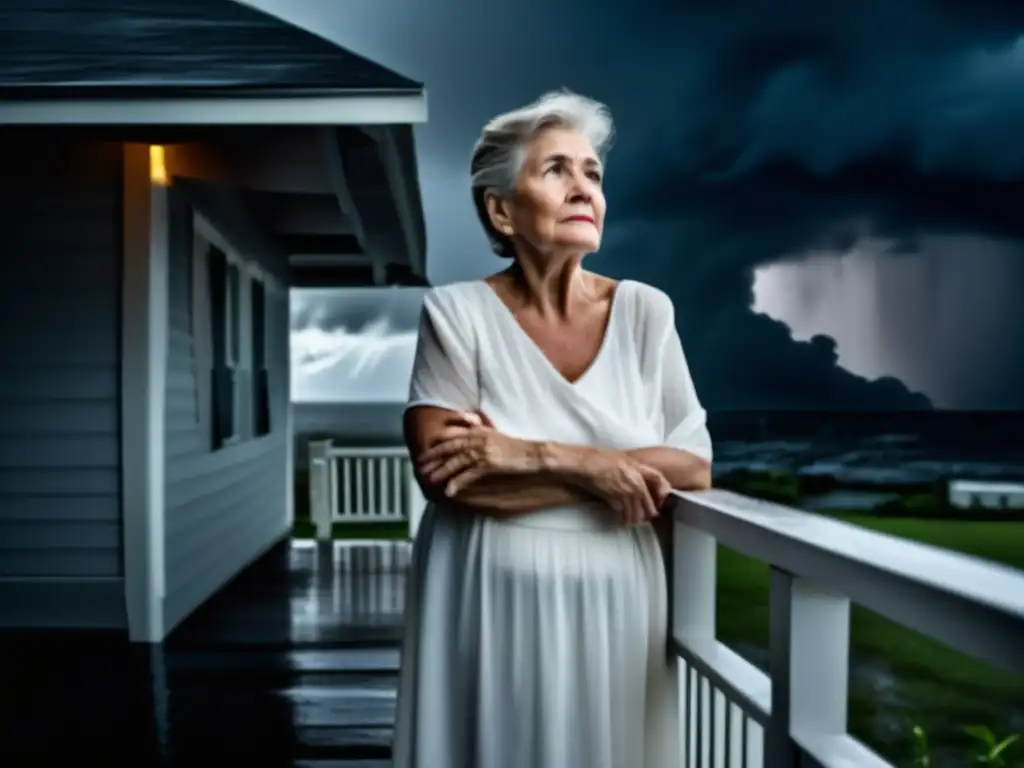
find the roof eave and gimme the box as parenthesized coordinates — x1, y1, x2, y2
(0, 88, 428, 126)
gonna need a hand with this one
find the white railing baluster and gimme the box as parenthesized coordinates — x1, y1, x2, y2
(341, 457, 352, 520)
(378, 458, 389, 518)
(355, 457, 364, 517)
(329, 456, 340, 524)
(391, 456, 403, 519)
(367, 457, 377, 519)
(379, 458, 389, 518)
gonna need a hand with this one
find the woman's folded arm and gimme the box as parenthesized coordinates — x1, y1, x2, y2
(440, 472, 597, 514)
(625, 446, 711, 491)
(405, 405, 597, 514)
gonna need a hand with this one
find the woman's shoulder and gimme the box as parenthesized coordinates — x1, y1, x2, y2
(616, 278, 674, 321)
(422, 280, 487, 311)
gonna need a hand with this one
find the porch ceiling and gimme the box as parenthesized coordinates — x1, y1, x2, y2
(163, 124, 428, 288)
(0, 0, 429, 288)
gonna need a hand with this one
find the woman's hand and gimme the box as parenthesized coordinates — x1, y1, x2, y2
(416, 411, 541, 497)
(415, 412, 673, 524)
(639, 462, 673, 509)
(577, 451, 672, 526)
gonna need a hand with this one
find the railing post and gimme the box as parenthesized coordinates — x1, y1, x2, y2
(767, 569, 851, 766)
(404, 458, 425, 539)
(789, 577, 851, 751)
(673, 522, 717, 767)
(767, 567, 797, 767)
(673, 521, 717, 639)
(308, 439, 334, 541)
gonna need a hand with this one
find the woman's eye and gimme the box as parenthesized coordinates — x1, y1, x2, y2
(546, 164, 600, 182)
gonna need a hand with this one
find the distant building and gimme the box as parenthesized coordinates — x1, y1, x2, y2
(0, 0, 428, 642)
(948, 480, 1024, 510)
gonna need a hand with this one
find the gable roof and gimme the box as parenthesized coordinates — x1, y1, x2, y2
(0, 0, 422, 100)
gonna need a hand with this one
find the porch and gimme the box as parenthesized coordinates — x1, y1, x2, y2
(2, 441, 1022, 767)
(0, 538, 410, 766)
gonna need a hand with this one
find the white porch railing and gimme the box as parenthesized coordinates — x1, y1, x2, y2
(306, 440, 1024, 765)
(668, 489, 1024, 768)
(308, 439, 426, 540)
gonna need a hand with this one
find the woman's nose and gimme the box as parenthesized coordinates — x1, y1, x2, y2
(566, 182, 592, 203)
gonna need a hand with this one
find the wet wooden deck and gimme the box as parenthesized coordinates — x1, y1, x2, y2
(0, 539, 412, 766)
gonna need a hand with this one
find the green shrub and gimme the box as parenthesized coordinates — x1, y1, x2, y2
(715, 469, 802, 505)
(910, 723, 1021, 767)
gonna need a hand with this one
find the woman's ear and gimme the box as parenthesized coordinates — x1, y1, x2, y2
(484, 191, 514, 237)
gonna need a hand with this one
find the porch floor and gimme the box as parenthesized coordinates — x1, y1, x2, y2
(0, 538, 412, 766)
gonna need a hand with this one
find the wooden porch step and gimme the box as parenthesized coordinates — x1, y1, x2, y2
(166, 650, 398, 764)
(166, 646, 401, 674)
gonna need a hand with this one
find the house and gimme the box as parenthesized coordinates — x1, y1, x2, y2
(948, 480, 1024, 511)
(0, 0, 428, 643)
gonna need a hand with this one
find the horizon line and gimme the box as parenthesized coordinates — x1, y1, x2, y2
(292, 401, 1020, 414)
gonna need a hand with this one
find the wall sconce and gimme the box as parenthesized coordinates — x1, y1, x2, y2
(149, 145, 169, 186)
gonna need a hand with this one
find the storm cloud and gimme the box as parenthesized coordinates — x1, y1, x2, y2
(595, 0, 1024, 409)
(290, 288, 424, 401)
(291, 288, 426, 335)
(264, 0, 1024, 409)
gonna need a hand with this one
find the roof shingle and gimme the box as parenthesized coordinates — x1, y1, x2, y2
(0, 0, 422, 98)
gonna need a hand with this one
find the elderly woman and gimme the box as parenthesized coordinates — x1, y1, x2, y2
(391, 90, 712, 768)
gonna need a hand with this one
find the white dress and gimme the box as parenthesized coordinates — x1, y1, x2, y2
(391, 278, 713, 768)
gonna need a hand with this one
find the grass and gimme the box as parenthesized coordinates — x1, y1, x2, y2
(717, 513, 1024, 668)
(714, 470, 1024, 764)
(716, 468, 803, 505)
(291, 518, 410, 540)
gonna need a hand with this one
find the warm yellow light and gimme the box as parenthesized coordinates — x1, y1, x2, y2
(149, 145, 169, 186)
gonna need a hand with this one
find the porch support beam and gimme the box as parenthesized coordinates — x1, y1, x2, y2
(120, 143, 169, 643)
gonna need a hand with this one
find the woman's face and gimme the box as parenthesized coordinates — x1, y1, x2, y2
(491, 127, 606, 258)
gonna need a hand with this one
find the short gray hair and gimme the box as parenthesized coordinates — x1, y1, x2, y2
(470, 89, 615, 258)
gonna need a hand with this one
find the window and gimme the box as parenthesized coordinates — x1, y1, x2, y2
(226, 262, 241, 368)
(191, 227, 210, 426)
(193, 212, 277, 450)
(251, 277, 271, 437)
(207, 244, 240, 446)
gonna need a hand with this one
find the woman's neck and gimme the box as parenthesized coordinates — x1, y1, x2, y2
(503, 256, 589, 318)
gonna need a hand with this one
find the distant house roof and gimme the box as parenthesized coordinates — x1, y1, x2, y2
(0, 0, 422, 100)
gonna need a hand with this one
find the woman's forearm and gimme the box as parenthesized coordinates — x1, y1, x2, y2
(445, 473, 597, 515)
(455, 443, 712, 515)
(625, 446, 712, 491)
(421, 437, 710, 514)
(427, 441, 598, 515)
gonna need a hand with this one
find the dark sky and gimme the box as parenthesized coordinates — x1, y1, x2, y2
(265, 0, 1024, 409)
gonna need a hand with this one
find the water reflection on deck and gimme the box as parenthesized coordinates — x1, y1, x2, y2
(0, 539, 412, 766)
